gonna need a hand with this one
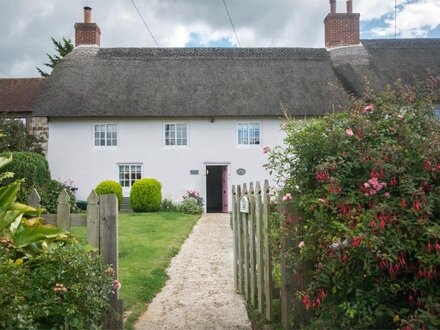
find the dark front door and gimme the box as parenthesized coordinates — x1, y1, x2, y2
(206, 165, 227, 213)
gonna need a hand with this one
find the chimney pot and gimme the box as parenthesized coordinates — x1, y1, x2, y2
(84, 6, 92, 23)
(75, 6, 101, 47)
(330, 0, 336, 14)
(347, 0, 353, 13)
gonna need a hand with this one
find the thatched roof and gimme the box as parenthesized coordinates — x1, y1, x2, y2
(0, 78, 46, 114)
(34, 39, 440, 118)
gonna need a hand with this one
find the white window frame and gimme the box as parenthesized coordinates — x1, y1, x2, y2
(163, 122, 189, 147)
(93, 123, 118, 147)
(237, 122, 262, 146)
(118, 163, 142, 188)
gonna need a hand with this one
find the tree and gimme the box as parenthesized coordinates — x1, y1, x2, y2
(0, 116, 45, 154)
(36, 37, 73, 77)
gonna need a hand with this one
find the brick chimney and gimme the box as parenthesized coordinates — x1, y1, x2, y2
(324, 0, 360, 48)
(74, 7, 101, 47)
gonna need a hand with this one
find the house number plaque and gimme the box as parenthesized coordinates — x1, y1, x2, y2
(240, 196, 249, 213)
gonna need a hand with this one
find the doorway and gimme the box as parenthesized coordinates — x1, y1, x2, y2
(206, 165, 228, 213)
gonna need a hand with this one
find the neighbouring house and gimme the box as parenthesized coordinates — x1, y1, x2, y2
(33, 2, 440, 212)
(0, 78, 49, 152)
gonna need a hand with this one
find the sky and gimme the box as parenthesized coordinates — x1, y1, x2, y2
(0, 0, 439, 78)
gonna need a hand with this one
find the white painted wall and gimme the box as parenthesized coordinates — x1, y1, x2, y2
(47, 117, 285, 211)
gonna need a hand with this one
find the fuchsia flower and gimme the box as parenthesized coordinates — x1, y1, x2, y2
(113, 279, 122, 290)
(384, 192, 391, 198)
(363, 103, 374, 113)
(346, 128, 354, 136)
(262, 146, 270, 154)
(352, 236, 362, 247)
(282, 193, 292, 201)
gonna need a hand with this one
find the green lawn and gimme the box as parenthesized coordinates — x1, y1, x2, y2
(71, 212, 200, 329)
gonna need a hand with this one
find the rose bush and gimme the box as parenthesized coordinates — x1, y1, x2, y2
(267, 78, 440, 329)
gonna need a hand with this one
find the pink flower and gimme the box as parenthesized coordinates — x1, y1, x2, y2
(282, 193, 292, 201)
(346, 128, 354, 136)
(262, 146, 270, 154)
(298, 241, 305, 248)
(384, 192, 391, 198)
(363, 104, 374, 113)
(398, 114, 404, 120)
(113, 279, 122, 290)
(318, 198, 326, 203)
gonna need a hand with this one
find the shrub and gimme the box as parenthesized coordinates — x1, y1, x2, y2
(130, 178, 162, 212)
(183, 189, 204, 207)
(0, 151, 116, 329)
(96, 180, 123, 210)
(0, 244, 114, 329)
(1, 151, 51, 202)
(38, 179, 79, 214)
(268, 78, 440, 329)
(161, 198, 178, 212)
(178, 197, 204, 214)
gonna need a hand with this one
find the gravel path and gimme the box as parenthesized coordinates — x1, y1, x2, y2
(135, 213, 251, 330)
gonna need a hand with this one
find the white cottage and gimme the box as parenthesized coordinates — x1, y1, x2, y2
(33, 4, 440, 212)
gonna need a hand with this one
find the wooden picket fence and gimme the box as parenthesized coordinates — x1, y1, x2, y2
(232, 181, 308, 329)
(28, 188, 123, 330)
(231, 180, 273, 320)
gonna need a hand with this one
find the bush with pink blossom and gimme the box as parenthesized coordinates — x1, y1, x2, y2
(267, 77, 440, 329)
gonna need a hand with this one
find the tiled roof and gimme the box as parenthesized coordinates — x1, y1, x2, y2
(0, 78, 46, 113)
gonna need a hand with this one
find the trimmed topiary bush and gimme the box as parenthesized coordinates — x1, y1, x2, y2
(95, 180, 123, 210)
(130, 178, 162, 212)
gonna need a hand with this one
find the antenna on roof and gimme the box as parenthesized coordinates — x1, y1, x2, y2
(222, 0, 241, 47)
(130, 0, 160, 47)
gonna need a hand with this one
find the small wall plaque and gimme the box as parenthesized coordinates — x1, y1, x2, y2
(240, 196, 249, 213)
(190, 170, 199, 175)
(236, 168, 246, 176)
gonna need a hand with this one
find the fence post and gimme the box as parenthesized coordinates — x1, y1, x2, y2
(237, 184, 244, 294)
(249, 182, 257, 307)
(281, 221, 294, 329)
(28, 188, 41, 209)
(87, 190, 100, 249)
(99, 194, 123, 329)
(263, 180, 273, 321)
(232, 185, 239, 292)
(57, 189, 70, 231)
(255, 181, 264, 314)
(242, 183, 250, 302)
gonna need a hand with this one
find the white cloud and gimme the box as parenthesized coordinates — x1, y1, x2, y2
(368, 0, 440, 37)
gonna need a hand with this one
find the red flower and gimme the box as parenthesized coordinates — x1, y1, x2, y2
(401, 198, 406, 208)
(352, 236, 362, 247)
(435, 240, 440, 255)
(390, 177, 397, 188)
(427, 240, 432, 254)
(424, 159, 432, 171)
(370, 220, 376, 229)
(413, 200, 421, 211)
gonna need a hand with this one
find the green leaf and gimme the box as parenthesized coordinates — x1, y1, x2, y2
(0, 180, 21, 211)
(13, 226, 68, 248)
(9, 202, 42, 216)
(0, 154, 12, 170)
(0, 210, 23, 231)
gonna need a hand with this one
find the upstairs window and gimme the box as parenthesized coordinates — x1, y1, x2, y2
(94, 124, 117, 146)
(237, 123, 261, 145)
(164, 123, 188, 146)
(119, 164, 142, 188)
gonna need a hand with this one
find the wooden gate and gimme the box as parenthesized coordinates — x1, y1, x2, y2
(28, 188, 123, 329)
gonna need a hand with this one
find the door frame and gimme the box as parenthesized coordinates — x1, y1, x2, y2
(203, 162, 230, 213)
